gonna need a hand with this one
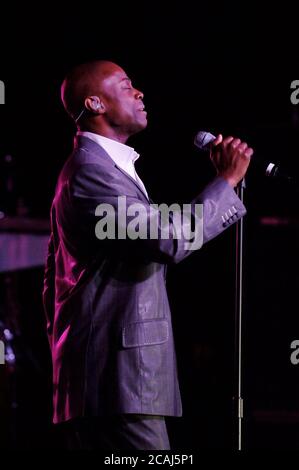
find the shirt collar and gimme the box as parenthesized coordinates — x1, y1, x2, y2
(77, 131, 140, 168)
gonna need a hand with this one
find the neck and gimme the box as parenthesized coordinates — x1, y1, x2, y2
(78, 123, 129, 144)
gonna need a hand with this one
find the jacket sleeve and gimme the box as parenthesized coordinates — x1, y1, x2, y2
(68, 160, 246, 265)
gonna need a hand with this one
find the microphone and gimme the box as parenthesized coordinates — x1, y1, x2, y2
(194, 131, 216, 150)
(194, 130, 296, 185)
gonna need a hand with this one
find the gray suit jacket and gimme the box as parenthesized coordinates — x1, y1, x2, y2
(43, 135, 246, 423)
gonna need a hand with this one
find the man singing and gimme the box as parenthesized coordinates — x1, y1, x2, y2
(43, 60, 253, 450)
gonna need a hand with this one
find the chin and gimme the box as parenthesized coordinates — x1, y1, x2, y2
(131, 121, 148, 135)
(139, 116, 148, 129)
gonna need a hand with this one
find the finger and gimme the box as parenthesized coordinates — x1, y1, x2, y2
(222, 136, 235, 146)
(236, 142, 248, 153)
(244, 148, 254, 159)
(230, 138, 241, 149)
(211, 134, 223, 147)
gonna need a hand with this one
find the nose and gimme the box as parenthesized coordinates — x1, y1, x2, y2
(135, 89, 144, 100)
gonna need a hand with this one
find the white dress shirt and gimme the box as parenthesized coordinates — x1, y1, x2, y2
(77, 131, 149, 199)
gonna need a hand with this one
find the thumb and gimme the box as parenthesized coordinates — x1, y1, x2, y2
(211, 134, 223, 147)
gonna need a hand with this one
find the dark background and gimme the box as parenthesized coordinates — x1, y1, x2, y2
(1, 2, 299, 450)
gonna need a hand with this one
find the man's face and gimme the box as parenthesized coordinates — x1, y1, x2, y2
(99, 64, 147, 137)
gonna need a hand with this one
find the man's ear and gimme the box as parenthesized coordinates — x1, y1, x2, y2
(84, 96, 105, 114)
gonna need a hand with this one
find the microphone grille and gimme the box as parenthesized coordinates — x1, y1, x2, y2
(194, 131, 216, 150)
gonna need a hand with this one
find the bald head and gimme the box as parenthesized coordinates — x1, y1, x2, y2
(60, 60, 147, 142)
(61, 60, 122, 121)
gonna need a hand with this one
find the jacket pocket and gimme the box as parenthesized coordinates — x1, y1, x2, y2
(122, 319, 169, 348)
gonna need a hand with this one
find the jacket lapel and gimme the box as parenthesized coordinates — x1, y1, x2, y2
(113, 164, 151, 203)
(75, 135, 152, 204)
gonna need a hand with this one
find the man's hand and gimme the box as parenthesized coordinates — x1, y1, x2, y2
(210, 134, 253, 187)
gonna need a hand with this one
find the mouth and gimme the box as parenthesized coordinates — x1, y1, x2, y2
(138, 106, 147, 114)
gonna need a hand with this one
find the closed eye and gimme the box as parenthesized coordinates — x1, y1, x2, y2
(120, 77, 133, 90)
